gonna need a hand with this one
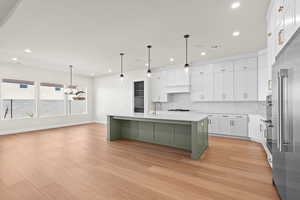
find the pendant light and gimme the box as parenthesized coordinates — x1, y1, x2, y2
(184, 34, 190, 72)
(146, 45, 152, 77)
(64, 65, 86, 100)
(64, 65, 77, 95)
(120, 53, 125, 80)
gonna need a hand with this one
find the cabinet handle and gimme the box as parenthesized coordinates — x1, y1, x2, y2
(278, 6, 284, 12)
(268, 80, 272, 90)
(267, 32, 272, 37)
(278, 29, 284, 45)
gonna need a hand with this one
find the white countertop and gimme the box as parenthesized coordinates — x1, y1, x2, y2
(108, 112, 208, 122)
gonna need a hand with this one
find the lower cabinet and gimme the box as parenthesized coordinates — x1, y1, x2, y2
(208, 114, 248, 137)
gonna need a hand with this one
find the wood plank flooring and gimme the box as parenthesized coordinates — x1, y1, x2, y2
(0, 123, 280, 200)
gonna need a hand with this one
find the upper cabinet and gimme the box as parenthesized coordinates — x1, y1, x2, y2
(213, 62, 234, 101)
(150, 71, 168, 103)
(234, 58, 258, 101)
(258, 50, 271, 101)
(165, 68, 190, 93)
(297, 0, 300, 27)
(267, 0, 299, 67)
(191, 65, 214, 102)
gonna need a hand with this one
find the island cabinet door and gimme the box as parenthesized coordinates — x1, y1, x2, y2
(121, 120, 139, 139)
(138, 122, 154, 142)
(154, 124, 174, 146)
(173, 125, 191, 150)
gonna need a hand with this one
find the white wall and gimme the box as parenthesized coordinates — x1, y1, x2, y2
(0, 62, 94, 134)
(94, 70, 149, 123)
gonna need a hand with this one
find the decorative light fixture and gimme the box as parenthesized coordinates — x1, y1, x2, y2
(184, 34, 190, 72)
(120, 53, 125, 80)
(146, 45, 152, 77)
(64, 65, 85, 100)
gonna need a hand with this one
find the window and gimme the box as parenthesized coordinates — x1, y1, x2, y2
(1, 79, 35, 120)
(68, 87, 87, 115)
(39, 83, 65, 117)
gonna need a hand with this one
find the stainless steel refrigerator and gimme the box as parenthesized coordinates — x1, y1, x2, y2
(272, 28, 300, 200)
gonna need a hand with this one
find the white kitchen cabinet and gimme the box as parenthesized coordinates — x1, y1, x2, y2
(208, 115, 220, 133)
(234, 57, 258, 101)
(150, 71, 168, 102)
(267, 0, 298, 66)
(166, 68, 189, 86)
(284, 0, 297, 42)
(258, 50, 271, 101)
(165, 68, 190, 93)
(248, 115, 266, 143)
(228, 116, 248, 137)
(191, 65, 214, 102)
(297, 0, 300, 28)
(213, 62, 234, 101)
(208, 114, 248, 137)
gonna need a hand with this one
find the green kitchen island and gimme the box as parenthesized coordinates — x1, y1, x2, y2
(107, 113, 208, 160)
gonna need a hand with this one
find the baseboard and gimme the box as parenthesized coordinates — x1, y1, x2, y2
(0, 121, 94, 136)
(209, 133, 250, 140)
(94, 120, 106, 124)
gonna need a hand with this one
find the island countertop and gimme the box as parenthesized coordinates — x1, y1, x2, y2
(107, 112, 208, 122)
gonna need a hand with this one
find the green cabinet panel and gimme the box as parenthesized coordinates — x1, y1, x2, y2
(121, 120, 138, 139)
(154, 124, 174, 146)
(174, 125, 191, 150)
(138, 122, 154, 142)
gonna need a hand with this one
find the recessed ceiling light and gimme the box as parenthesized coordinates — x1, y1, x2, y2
(231, 2, 240, 9)
(24, 48, 32, 53)
(201, 52, 206, 56)
(11, 57, 18, 61)
(232, 31, 240, 37)
(108, 68, 112, 73)
(170, 58, 175, 62)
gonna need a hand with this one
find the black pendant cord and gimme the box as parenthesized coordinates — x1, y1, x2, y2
(184, 34, 190, 67)
(69, 65, 73, 86)
(120, 53, 124, 76)
(147, 45, 152, 73)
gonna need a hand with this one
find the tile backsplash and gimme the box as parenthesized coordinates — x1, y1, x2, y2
(160, 93, 266, 117)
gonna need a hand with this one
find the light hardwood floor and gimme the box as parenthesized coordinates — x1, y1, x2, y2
(0, 123, 279, 200)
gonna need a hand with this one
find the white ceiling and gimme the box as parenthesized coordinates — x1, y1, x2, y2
(0, 0, 270, 76)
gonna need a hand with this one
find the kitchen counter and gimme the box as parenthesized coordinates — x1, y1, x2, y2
(107, 112, 208, 160)
(108, 112, 208, 122)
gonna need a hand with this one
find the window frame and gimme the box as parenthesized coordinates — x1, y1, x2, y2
(0, 78, 37, 120)
(38, 82, 67, 118)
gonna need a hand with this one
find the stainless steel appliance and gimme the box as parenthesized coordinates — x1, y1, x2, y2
(272, 28, 300, 200)
(264, 95, 273, 152)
